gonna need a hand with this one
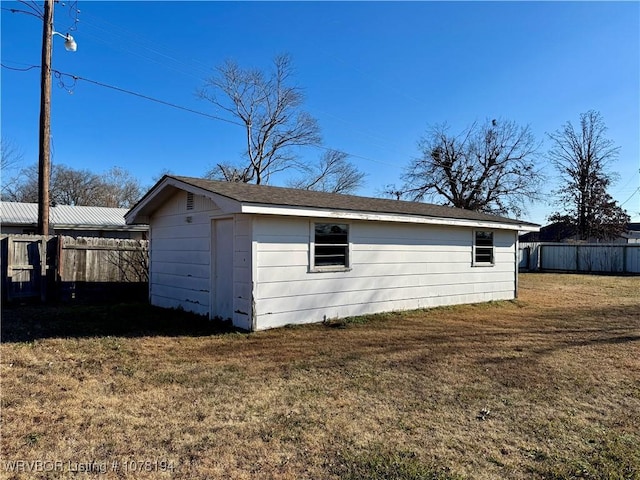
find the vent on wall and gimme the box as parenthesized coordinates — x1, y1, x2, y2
(186, 192, 194, 210)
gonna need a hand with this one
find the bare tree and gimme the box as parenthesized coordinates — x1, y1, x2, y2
(1, 138, 25, 198)
(52, 165, 104, 206)
(402, 119, 543, 217)
(547, 110, 629, 241)
(98, 166, 143, 208)
(287, 150, 365, 194)
(151, 168, 175, 184)
(204, 162, 253, 183)
(1, 138, 24, 171)
(379, 184, 408, 200)
(2, 163, 39, 202)
(3, 163, 142, 208)
(199, 54, 322, 184)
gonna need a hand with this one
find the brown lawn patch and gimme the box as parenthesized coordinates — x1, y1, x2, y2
(1, 273, 639, 479)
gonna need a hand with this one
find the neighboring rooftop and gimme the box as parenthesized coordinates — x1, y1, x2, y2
(519, 221, 640, 243)
(1, 201, 147, 231)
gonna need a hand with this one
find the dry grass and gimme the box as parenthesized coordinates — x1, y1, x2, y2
(1, 273, 639, 479)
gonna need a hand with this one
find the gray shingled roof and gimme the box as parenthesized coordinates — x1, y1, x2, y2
(1, 201, 147, 229)
(170, 175, 538, 227)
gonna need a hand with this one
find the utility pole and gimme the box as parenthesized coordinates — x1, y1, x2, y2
(37, 0, 53, 235)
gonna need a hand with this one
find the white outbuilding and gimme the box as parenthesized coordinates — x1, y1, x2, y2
(125, 175, 539, 331)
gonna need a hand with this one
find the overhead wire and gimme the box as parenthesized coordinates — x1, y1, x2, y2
(1, 5, 42, 19)
(78, 11, 212, 80)
(612, 167, 639, 196)
(62, 0, 80, 33)
(55, 69, 246, 127)
(619, 187, 640, 207)
(1, 63, 40, 72)
(12, 1, 631, 223)
(79, 29, 210, 83)
(2, 61, 399, 168)
(74, 8, 406, 165)
(3, 4, 441, 174)
(4, 2, 405, 169)
(0, 62, 238, 125)
(16, 0, 43, 17)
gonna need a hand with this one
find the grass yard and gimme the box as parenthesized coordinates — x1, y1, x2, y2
(1, 273, 639, 479)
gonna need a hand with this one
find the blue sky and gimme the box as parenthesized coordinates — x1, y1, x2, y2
(1, 1, 639, 224)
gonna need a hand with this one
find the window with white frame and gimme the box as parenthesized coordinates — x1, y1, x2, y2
(311, 223, 350, 270)
(473, 230, 494, 265)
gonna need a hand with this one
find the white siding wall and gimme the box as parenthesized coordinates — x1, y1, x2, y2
(253, 217, 516, 330)
(232, 216, 253, 330)
(149, 191, 218, 316)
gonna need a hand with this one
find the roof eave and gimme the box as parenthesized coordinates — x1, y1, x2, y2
(1, 221, 147, 231)
(126, 175, 539, 231)
(53, 224, 149, 231)
(241, 204, 540, 231)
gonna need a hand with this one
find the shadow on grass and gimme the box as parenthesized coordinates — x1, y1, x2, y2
(1, 302, 241, 343)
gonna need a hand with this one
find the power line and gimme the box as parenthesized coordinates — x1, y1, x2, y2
(1, 62, 243, 125)
(17, 0, 43, 17)
(78, 11, 212, 81)
(0, 63, 40, 72)
(67, 8, 409, 160)
(62, 71, 246, 127)
(620, 187, 640, 207)
(2, 62, 400, 168)
(309, 143, 398, 168)
(9, 4, 407, 168)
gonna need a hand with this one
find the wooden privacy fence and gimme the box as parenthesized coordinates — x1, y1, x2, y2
(519, 242, 640, 274)
(1, 234, 149, 303)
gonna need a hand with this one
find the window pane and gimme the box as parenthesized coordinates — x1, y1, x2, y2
(315, 224, 348, 245)
(314, 224, 349, 267)
(475, 231, 494, 264)
(475, 231, 493, 246)
(475, 247, 493, 263)
(315, 246, 348, 266)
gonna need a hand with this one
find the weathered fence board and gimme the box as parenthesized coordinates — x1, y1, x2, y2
(1, 234, 148, 302)
(519, 242, 640, 274)
(1, 235, 57, 301)
(59, 236, 148, 283)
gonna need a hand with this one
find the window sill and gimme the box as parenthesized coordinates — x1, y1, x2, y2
(309, 266, 352, 273)
(472, 263, 495, 267)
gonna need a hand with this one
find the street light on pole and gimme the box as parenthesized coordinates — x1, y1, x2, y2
(53, 31, 78, 52)
(37, 0, 77, 235)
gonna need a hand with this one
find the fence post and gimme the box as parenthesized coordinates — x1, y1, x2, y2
(56, 234, 63, 284)
(39, 236, 47, 302)
(5, 236, 13, 302)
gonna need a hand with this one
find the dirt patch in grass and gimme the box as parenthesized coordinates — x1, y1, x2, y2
(1, 274, 639, 479)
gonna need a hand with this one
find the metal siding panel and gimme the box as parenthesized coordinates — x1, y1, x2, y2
(254, 290, 515, 331)
(148, 192, 213, 314)
(212, 218, 234, 319)
(151, 293, 208, 316)
(1, 202, 148, 233)
(253, 218, 516, 330)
